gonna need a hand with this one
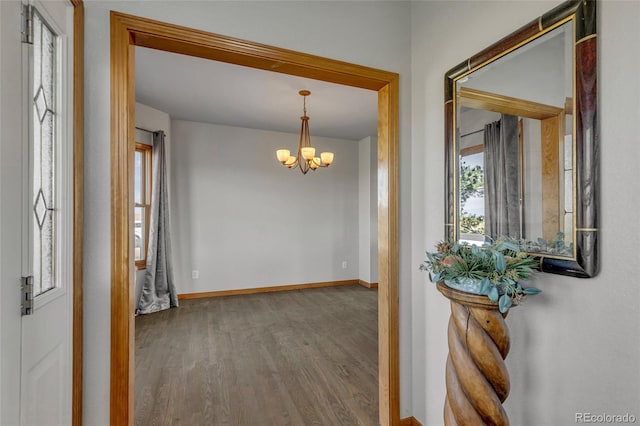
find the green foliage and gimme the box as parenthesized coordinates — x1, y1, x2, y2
(459, 162, 484, 205)
(460, 213, 485, 234)
(419, 238, 541, 313)
(521, 232, 574, 257)
(459, 161, 485, 235)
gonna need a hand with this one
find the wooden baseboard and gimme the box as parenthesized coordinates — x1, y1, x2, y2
(178, 279, 361, 300)
(400, 416, 423, 426)
(358, 279, 379, 289)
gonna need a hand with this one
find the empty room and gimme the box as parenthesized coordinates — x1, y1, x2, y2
(132, 46, 380, 424)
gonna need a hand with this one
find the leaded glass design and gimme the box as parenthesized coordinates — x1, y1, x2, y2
(31, 11, 57, 296)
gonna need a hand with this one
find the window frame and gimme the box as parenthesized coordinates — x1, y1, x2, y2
(134, 142, 152, 270)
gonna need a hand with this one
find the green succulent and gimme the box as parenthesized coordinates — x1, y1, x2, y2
(420, 237, 541, 313)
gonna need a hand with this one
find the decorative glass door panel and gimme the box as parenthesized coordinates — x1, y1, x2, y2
(31, 11, 57, 296)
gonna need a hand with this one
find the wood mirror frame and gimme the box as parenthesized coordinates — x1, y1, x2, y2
(444, 0, 598, 278)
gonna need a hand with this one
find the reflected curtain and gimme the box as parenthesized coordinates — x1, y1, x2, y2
(137, 131, 178, 314)
(484, 114, 521, 239)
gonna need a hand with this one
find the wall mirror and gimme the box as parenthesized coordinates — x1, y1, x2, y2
(444, 0, 598, 278)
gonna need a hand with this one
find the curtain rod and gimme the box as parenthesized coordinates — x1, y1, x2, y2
(459, 128, 484, 138)
(135, 126, 159, 134)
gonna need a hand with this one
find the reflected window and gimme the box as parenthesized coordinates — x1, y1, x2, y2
(459, 148, 485, 244)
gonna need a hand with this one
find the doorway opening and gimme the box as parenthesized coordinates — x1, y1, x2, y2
(110, 11, 399, 425)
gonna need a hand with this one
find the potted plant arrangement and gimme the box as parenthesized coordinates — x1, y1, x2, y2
(420, 237, 541, 312)
(420, 237, 542, 426)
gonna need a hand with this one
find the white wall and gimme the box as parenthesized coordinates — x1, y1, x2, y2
(170, 120, 359, 294)
(463, 22, 570, 109)
(411, 1, 640, 425)
(83, 2, 411, 422)
(369, 137, 378, 284)
(358, 135, 378, 284)
(133, 102, 171, 303)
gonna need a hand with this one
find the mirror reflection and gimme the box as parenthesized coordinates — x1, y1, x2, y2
(455, 21, 574, 257)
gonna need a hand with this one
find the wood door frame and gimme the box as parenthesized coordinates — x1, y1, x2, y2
(110, 11, 400, 426)
(70, 2, 84, 425)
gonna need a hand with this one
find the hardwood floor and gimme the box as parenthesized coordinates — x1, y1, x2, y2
(135, 284, 379, 425)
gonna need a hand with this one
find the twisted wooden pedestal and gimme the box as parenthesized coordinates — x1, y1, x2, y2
(437, 281, 511, 426)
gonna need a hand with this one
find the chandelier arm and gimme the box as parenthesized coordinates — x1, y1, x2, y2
(299, 154, 309, 174)
(299, 117, 306, 150)
(304, 118, 311, 148)
(304, 116, 313, 172)
(298, 115, 310, 174)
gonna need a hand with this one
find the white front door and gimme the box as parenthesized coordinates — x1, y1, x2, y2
(0, 1, 74, 424)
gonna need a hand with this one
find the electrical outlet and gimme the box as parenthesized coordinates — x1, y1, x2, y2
(342, 261, 348, 269)
(191, 270, 199, 279)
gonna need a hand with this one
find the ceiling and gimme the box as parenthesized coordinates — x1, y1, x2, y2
(134, 47, 378, 141)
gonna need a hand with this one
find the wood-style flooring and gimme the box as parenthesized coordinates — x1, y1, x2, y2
(135, 284, 378, 425)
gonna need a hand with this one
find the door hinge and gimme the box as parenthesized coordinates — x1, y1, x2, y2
(21, 276, 34, 315)
(21, 4, 33, 45)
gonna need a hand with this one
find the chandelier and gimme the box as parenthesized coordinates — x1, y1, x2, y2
(276, 90, 334, 174)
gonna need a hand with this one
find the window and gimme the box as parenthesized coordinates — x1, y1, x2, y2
(134, 143, 152, 269)
(459, 145, 485, 243)
(31, 9, 59, 296)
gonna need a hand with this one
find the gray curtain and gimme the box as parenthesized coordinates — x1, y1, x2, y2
(137, 131, 178, 314)
(484, 114, 521, 239)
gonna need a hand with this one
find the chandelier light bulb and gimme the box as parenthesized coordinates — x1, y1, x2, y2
(276, 149, 290, 163)
(301, 147, 315, 160)
(320, 152, 334, 165)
